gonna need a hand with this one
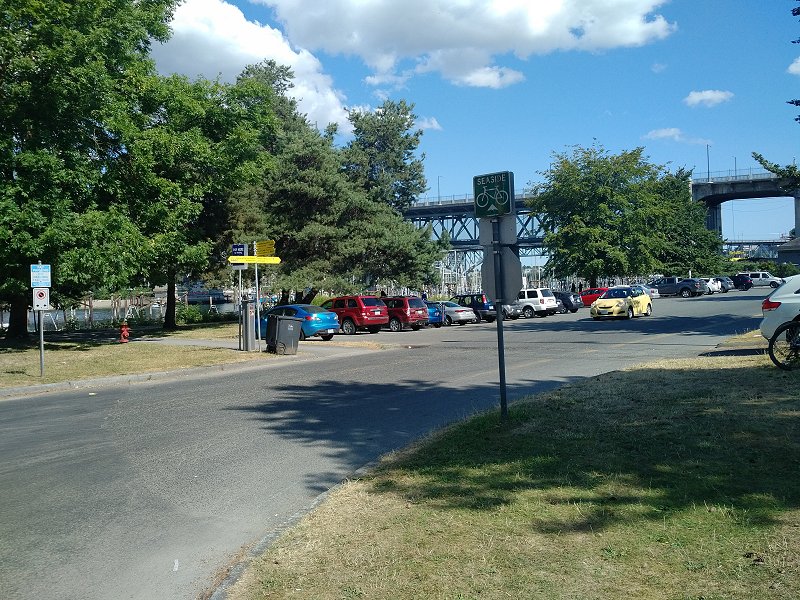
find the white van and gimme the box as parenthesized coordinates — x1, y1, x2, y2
(515, 288, 559, 318)
(737, 272, 784, 288)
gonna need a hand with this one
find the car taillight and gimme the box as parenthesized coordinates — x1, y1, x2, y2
(305, 315, 313, 321)
(762, 299, 782, 311)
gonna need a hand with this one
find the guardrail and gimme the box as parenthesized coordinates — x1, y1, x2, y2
(412, 171, 779, 206)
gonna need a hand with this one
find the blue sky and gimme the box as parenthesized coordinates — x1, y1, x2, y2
(151, 0, 800, 241)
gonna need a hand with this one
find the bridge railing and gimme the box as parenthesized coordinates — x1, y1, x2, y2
(691, 169, 776, 183)
(413, 171, 778, 206)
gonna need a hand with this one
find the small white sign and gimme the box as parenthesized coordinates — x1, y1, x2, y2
(31, 264, 51, 288)
(33, 287, 50, 310)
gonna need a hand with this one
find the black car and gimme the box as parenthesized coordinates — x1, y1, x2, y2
(730, 274, 753, 290)
(449, 292, 496, 323)
(552, 290, 584, 313)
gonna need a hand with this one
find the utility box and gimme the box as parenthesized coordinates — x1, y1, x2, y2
(265, 314, 302, 355)
(241, 299, 257, 351)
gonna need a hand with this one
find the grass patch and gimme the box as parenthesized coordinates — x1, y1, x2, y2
(0, 324, 275, 388)
(227, 351, 800, 600)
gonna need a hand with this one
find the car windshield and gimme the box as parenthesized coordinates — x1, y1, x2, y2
(442, 301, 460, 308)
(362, 298, 386, 307)
(408, 298, 426, 308)
(601, 288, 631, 299)
(541, 289, 554, 297)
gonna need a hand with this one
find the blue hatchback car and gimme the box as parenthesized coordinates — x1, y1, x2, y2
(424, 301, 444, 328)
(259, 304, 339, 341)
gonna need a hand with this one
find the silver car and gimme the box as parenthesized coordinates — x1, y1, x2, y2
(439, 301, 478, 325)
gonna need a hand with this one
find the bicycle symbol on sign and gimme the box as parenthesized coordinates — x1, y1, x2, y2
(475, 186, 510, 212)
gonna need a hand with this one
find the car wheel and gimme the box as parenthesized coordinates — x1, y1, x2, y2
(645, 304, 652, 316)
(320, 334, 334, 341)
(523, 306, 534, 318)
(299, 330, 306, 341)
(626, 306, 634, 319)
(341, 319, 357, 335)
(474, 312, 482, 323)
(680, 288, 692, 298)
(389, 317, 402, 332)
(771, 281, 780, 288)
(445, 316, 453, 326)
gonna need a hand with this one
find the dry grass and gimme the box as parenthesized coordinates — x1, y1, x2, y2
(0, 336, 275, 388)
(227, 349, 800, 600)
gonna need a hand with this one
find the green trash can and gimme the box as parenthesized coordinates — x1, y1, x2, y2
(266, 315, 302, 355)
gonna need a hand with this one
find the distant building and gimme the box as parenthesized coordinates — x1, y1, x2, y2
(776, 238, 800, 266)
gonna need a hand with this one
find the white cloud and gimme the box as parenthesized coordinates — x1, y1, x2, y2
(417, 117, 443, 131)
(150, 0, 350, 131)
(643, 128, 709, 145)
(651, 62, 667, 73)
(152, 0, 677, 127)
(789, 57, 800, 76)
(255, 0, 676, 89)
(683, 90, 734, 108)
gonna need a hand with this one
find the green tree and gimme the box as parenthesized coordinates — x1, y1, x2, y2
(0, 0, 178, 338)
(262, 126, 444, 301)
(341, 100, 427, 212)
(528, 144, 722, 285)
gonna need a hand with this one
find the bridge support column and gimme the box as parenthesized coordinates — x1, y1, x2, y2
(705, 203, 722, 235)
(795, 192, 800, 237)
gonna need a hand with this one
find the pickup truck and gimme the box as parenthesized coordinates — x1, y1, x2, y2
(648, 277, 708, 298)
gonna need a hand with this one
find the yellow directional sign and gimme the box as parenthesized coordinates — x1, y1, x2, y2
(254, 240, 276, 256)
(227, 255, 281, 264)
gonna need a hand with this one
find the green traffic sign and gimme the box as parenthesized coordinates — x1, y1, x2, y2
(473, 171, 514, 218)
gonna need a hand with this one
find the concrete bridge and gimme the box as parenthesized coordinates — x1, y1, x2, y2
(691, 170, 800, 236)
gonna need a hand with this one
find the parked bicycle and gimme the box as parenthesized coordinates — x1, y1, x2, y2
(767, 320, 800, 370)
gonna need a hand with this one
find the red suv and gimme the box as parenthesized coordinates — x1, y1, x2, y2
(320, 295, 389, 335)
(383, 296, 429, 332)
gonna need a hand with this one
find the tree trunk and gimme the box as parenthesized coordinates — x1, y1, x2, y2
(164, 269, 178, 330)
(6, 294, 30, 340)
(298, 288, 318, 304)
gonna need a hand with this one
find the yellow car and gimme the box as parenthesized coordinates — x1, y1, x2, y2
(590, 286, 652, 320)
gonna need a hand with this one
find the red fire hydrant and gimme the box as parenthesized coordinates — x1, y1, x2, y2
(119, 320, 130, 343)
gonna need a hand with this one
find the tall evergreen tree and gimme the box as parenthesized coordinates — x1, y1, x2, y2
(340, 100, 427, 213)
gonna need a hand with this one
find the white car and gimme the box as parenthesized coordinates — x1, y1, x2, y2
(514, 288, 559, 318)
(760, 274, 800, 340)
(699, 277, 721, 294)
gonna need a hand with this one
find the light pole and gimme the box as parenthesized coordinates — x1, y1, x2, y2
(437, 175, 442, 202)
(706, 144, 711, 182)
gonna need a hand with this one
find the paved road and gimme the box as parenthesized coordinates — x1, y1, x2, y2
(0, 289, 767, 599)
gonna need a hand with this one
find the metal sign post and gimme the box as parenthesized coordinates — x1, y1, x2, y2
(491, 219, 509, 421)
(31, 263, 51, 377)
(231, 244, 247, 351)
(475, 172, 521, 424)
